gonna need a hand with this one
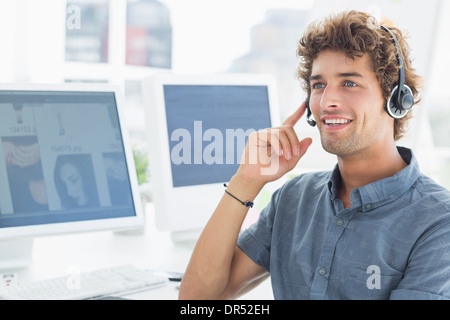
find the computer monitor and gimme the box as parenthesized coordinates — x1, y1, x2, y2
(142, 73, 280, 242)
(0, 83, 144, 269)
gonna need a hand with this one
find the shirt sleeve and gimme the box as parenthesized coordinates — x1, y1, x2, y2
(237, 187, 282, 273)
(390, 218, 450, 300)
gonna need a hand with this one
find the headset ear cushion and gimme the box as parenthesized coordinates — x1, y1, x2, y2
(386, 85, 413, 119)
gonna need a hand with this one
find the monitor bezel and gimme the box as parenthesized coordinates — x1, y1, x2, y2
(0, 83, 145, 240)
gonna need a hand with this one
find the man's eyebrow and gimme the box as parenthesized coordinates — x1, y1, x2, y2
(309, 74, 322, 81)
(339, 72, 363, 78)
(309, 72, 364, 81)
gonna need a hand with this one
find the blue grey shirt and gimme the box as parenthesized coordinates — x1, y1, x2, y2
(237, 147, 450, 300)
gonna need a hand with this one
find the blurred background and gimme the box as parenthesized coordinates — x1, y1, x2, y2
(0, 0, 449, 188)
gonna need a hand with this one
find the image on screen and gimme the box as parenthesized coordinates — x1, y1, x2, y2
(163, 85, 272, 188)
(0, 90, 136, 228)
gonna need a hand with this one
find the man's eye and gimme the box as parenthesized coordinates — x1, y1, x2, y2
(344, 81, 357, 87)
(312, 83, 325, 89)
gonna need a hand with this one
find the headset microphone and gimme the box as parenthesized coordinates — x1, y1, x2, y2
(305, 98, 316, 127)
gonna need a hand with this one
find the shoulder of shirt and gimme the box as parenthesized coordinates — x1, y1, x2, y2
(414, 173, 450, 212)
(408, 174, 450, 249)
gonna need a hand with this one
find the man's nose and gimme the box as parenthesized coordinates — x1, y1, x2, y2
(320, 84, 342, 109)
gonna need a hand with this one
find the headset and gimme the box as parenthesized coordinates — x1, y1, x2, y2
(305, 25, 414, 127)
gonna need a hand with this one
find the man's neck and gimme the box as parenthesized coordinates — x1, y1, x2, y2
(337, 145, 407, 208)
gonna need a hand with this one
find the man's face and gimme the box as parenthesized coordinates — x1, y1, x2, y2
(309, 50, 394, 159)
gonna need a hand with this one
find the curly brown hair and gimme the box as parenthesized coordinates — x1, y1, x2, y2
(296, 10, 422, 141)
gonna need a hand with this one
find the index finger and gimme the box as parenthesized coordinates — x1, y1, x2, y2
(282, 101, 307, 127)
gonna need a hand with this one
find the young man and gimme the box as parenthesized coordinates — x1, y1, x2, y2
(179, 11, 450, 300)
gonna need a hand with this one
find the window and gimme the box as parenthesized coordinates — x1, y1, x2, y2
(126, 0, 172, 68)
(66, 0, 109, 63)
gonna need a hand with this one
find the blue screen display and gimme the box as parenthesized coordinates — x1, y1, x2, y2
(163, 85, 272, 187)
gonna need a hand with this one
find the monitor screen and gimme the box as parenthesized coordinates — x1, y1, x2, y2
(0, 88, 138, 231)
(164, 84, 272, 188)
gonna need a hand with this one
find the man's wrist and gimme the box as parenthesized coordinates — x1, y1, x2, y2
(227, 173, 265, 203)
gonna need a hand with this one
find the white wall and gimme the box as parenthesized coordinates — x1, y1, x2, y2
(0, 0, 66, 83)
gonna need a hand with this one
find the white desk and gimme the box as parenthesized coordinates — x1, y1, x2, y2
(12, 203, 273, 300)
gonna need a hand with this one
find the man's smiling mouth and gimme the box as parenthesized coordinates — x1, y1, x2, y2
(323, 119, 353, 127)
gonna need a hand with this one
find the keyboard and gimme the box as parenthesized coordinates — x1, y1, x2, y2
(0, 265, 168, 300)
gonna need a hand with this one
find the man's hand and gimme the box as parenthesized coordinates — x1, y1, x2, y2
(236, 101, 313, 185)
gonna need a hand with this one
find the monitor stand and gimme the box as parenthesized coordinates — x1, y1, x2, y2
(0, 239, 34, 270)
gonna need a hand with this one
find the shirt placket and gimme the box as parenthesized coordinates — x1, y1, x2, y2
(309, 209, 353, 300)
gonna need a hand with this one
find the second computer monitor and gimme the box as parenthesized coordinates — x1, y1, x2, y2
(142, 74, 280, 242)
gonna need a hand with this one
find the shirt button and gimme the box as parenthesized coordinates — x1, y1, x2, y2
(336, 219, 344, 226)
(318, 268, 327, 276)
(365, 204, 372, 210)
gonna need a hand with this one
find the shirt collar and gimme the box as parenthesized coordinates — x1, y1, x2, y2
(327, 147, 420, 212)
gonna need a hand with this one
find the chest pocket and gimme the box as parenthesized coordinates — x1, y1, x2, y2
(327, 265, 403, 300)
